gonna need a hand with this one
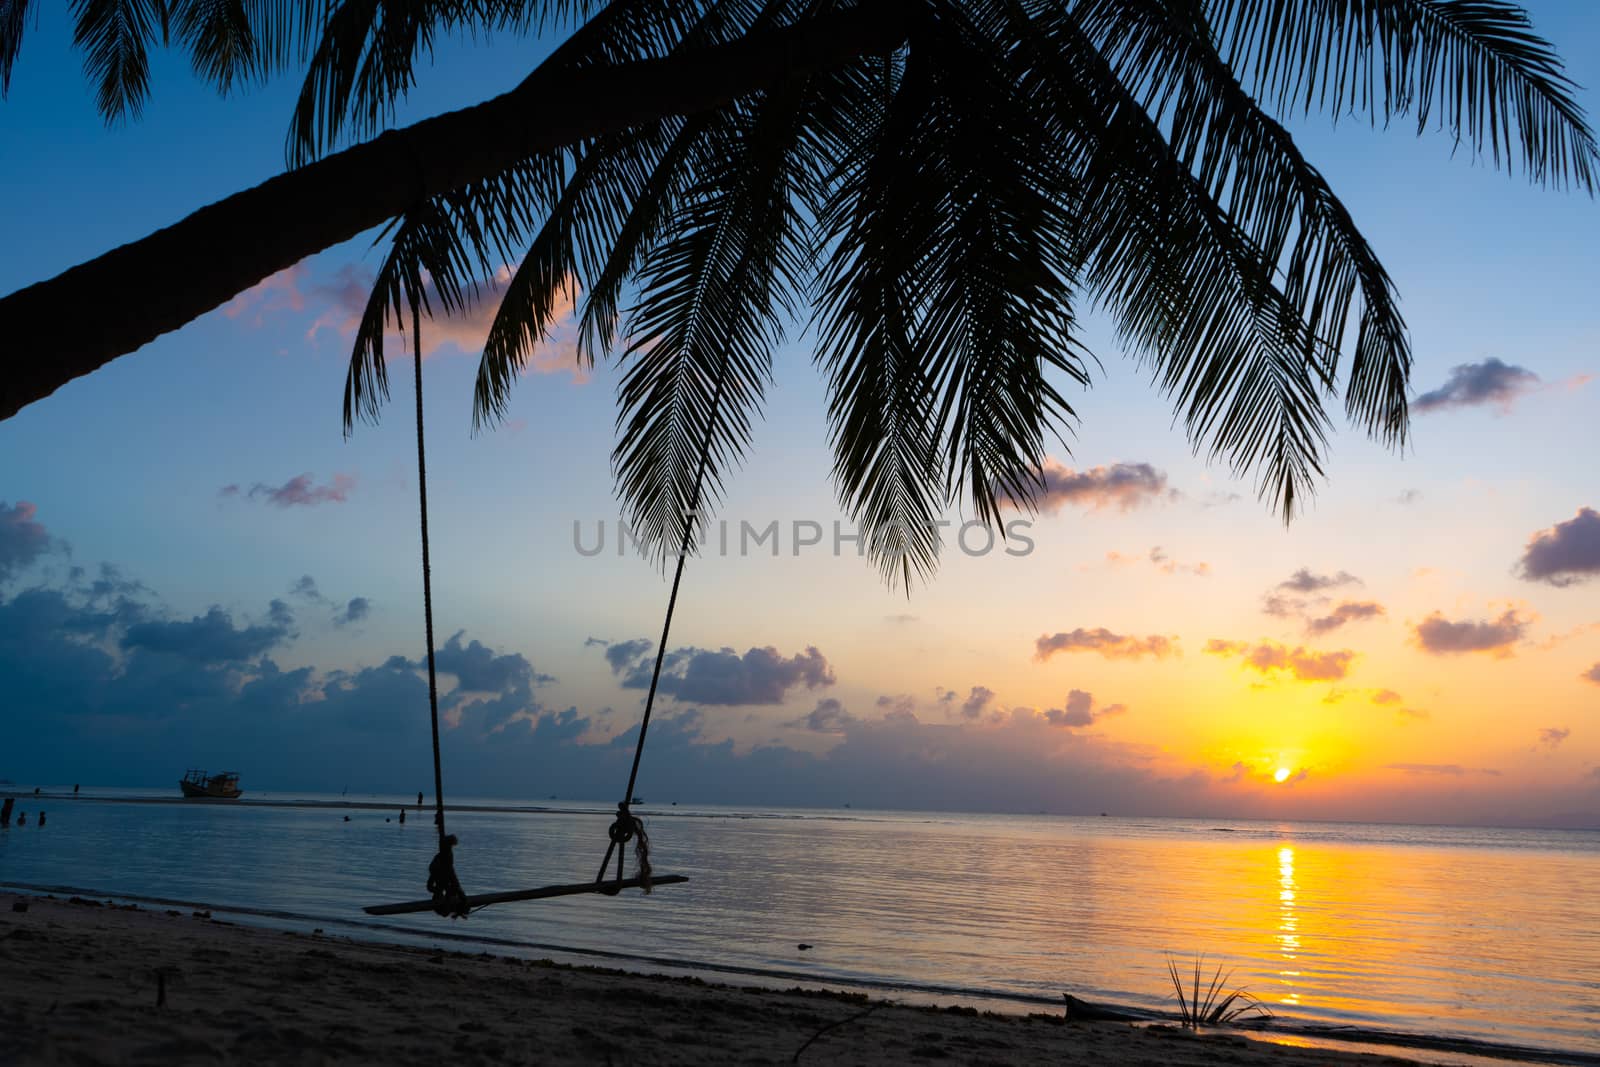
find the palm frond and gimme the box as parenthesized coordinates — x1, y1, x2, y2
(169, 0, 327, 94)
(171, 0, 258, 93)
(1021, 3, 1339, 519)
(812, 50, 947, 589)
(1075, 0, 1411, 448)
(342, 189, 505, 432)
(909, 3, 1088, 529)
(470, 117, 704, 428)
(1211, 0, 1599, 190)
(287, 0, 433, 167)
(572, 114, 713, 364)
(473, 116, 709, 430)
(473, 0, 791, 429)
(72, 0, 165, 122)
(0, 0, 35, 95)
(614, 81, 815, 565)
(286, 0, 700, 166)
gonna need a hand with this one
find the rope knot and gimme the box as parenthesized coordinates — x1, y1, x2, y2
(603, 802, 653, 893)
(426, 833, 470, 919)
(607, 802, 637, 845)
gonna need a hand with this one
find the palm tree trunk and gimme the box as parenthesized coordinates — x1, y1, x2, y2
(0, 3, 909, 423)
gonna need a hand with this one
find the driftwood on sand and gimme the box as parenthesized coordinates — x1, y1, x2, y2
(1062, 993, 1148, 1022)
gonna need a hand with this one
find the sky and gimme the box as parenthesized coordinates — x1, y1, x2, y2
(1, 3, 1597, 826)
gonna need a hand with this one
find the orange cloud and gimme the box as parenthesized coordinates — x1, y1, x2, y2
(1412, 609, 1531, 657)
(225, 263, 587, 382)
(1014, 460, 1177, 514)
(1035, 628, 1179, 661)
(1206, 639, 1355, 681)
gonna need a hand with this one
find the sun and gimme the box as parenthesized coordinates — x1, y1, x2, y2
(1273, 767, 1292, 783)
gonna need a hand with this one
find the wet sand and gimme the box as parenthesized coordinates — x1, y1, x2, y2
(0, 893, 1434, 1067)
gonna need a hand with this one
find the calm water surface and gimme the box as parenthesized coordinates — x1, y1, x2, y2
(2, 791, 1597, 1059)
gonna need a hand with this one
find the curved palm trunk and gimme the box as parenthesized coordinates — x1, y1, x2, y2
(0, 3, 909, 423)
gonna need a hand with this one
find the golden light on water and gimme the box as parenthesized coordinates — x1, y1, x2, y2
(1276, 845, 1301, 1006)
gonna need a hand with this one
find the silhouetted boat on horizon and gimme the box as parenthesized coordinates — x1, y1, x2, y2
(179, 769, 242, 799)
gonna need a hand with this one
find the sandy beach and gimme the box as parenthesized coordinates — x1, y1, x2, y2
(0, 893, 1429, 1067)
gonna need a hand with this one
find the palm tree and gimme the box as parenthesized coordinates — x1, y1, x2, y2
(3, 1, 1597, 587)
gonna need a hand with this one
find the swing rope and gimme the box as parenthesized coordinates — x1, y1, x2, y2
(366, 273, 703, 917)
(409, 294, 468, 919)
(597, 353, 731, 891)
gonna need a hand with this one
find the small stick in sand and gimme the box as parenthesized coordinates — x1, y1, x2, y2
(791, 1000, 888, 1062)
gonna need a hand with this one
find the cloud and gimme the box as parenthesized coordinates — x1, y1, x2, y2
(334, 597, 370, 626)
(1148, 546, 1211, 577)
(1396, 489, 1423, 505)
(587, 637, 655, 676)
(788, 698, 858, 733)
(229, 263, 588, 382)
(222, 264, 309, 323)
(1035, 629, 1177, 661)
(1041, 689, 1126, 728)
(1516, 507, 1600, 587)
(1584, 664, 1600, 686)
(1016, 460, 1176, 514)
(0, 500, 56, 584)
(1108, 546, 1210, 577)
(122, 603, 295, 663)
(1278, 568, 1361, 593)
(884, 614, 919, 624)
(1413, 609, 1529, 656)
(1306, 601, 1386, 636)
(876, 694, 919, 723)
(1358, 688, 1425, 720)
(289, 574, 369, 627)
(0, 560, 580, 785)
(1260, 594, 1302, 619)
(289, 575, 323, 601)
(1206, 639, 1354, 681)
(10, 561, 1600, 822)
(614, 644, 836, 706)
(1246, 644, 1353, 681)
(1262, 573, 1377, 635)
(1539, 727, 1570, 749)
(1413, 358, 1541, 415)
(1216, 760, 1308, 786)
(225, 473, 357, 508)
(959, 686, 995, 721)
(1386, 763, 1501, 777)
(435, 631, 554, 693)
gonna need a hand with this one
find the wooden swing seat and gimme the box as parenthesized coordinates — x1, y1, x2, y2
(363, 874, 688, 915)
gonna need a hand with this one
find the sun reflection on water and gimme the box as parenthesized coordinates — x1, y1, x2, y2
(1276, 845, 1301, 1006)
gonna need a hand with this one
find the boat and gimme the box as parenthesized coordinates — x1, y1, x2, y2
(179, 769, 242, 799)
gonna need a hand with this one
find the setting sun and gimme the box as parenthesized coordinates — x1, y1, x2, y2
(1274, 767, 1293, 784)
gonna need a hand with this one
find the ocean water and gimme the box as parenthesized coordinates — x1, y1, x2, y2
(2, 790, 1598, 1060)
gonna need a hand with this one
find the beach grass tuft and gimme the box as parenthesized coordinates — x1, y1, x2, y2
(1165, 955, 1272, 1029)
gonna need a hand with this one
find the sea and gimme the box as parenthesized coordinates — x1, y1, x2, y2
(2, 788, 1597, 1063)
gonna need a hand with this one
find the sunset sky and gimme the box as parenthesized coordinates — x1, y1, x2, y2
(1, 2, 1597, 826)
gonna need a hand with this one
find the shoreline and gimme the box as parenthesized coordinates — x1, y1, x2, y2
(0, 892, 1409, 1067)
(4, 890, 1594, 1067)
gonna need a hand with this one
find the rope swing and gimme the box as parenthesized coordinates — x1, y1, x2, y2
(364, 293, 712, 918)
(409, 295, 469, 919)
(593, 352, 730, 892)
